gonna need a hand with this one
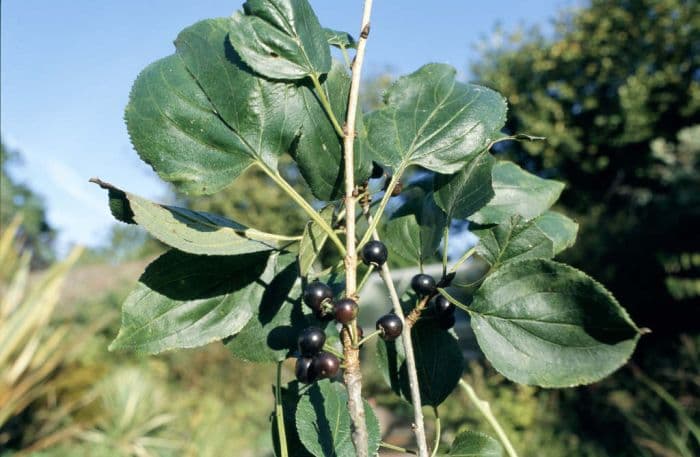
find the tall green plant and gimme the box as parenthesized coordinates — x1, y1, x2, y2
(94, 2, 642, 455)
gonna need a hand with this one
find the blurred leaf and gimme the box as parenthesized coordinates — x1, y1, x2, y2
(434, 151, 496, 219)
(471, 161, 564, 225)
(366, 63, 506, 175)
(295, 380, 381, 456)
(229, 0, 331, 80)
(470, 259, 640, 387)
(444, 431, 503, 456)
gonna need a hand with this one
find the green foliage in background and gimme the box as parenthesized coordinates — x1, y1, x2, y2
(471, 0, 700, 454)
(472, 0, 700, 331)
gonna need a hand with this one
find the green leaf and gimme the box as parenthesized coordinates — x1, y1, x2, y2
(298, 205, 335, 276)
(445, 431, 503, 457)
(365, 63, 507, 175)
(472, 215, 555, 268)
(377, 318, 464, 406)
(532, 210, 578, 254)
(324, 28, 357, 49)
(293, 62, 372, 200)
(272, 382, 314, 457)
(225, 252, 309, 362)
(381, 189, 447, 267)
(295, 380, 381, 456)
(229, 0, 331, 80)
(92, 179, 281, 256)
(109, 250, 276, 354)
(470, 259, 641, 387)
(126, 18, 303, 196)
(125, 53, 251, 196)
(175, 18, 302, 170)
(470, 161, 565, 225)
(434, 151, 496, 219)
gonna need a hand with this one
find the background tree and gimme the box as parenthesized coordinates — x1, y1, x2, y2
(471, 1, 699, 454)
(472, 0, 700, 332)
(0, 141, 55, 267)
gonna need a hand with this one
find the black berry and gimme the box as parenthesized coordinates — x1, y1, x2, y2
(303, 281, 333, 312)
(334, 298, 358, 324)
(437, 312, 456, 330)
(371, 162, 384, 179)
(312, 352, 340, 379)
(295, 357, 315, 383)
(361, 240, 388, 266)
(434, 295, 455, 317)
(376, 313, 403, 341)
(411, 274, 436, 296)
(298, 327, 326, 356)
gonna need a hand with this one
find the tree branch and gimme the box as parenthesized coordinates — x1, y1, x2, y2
(341, 1, 374, 456)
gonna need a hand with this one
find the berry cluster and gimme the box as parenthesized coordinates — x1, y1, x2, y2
(295, 327, 340, 383)
(410, 273, 456, 329)
(296, 240, 405, 383)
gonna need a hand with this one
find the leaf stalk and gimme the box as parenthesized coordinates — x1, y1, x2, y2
(275, 362, 288, 457)
(310, 73, 345, 138)
(258, 163, 346, 254)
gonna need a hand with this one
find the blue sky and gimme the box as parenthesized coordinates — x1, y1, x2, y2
(1, 0, 576, 251)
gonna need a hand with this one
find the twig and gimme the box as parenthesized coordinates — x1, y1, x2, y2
(341, 1, 374, 456)
(380, 441, 418, 455)
(431, 407, 441, 457)
(359, 203, 430, 457)
(275, 362, 288, 457)
(459, 379, 519, 457)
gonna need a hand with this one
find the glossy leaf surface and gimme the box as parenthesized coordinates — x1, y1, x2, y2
(470, 259, 640, 387)
(366, 64, 506, 175)
(229, 0, 331, 80)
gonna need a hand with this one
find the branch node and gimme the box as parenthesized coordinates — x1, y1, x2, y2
(360, 23, 371, 39)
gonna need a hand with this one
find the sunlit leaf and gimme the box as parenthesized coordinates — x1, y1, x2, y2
(470, 259, 640, 387)
(366, 63, 506, 175)
(229, 0, 331, 80)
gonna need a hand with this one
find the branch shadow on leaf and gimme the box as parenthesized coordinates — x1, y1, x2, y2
(139, 250, 270, 301)
(308, 382, 335, 456)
